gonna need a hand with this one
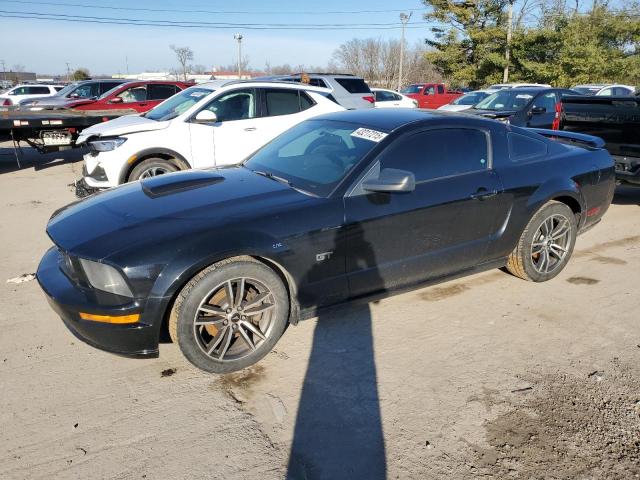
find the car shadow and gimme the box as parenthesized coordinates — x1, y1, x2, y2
(0, 144, 85, 174)
(612, 186, 640, 206)
(287, 223, 387, 480)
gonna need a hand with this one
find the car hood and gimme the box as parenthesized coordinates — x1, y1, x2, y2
(46, 167, 308, 260)
(437, 104, 472, 112)
(466, 108, 517, 118)
(76, 114, 169, 143)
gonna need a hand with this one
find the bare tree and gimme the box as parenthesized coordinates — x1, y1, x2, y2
(170, 45, 194, 81)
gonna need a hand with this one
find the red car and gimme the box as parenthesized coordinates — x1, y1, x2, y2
(400, 83, 463, 109)
(64, 81, 192, 113)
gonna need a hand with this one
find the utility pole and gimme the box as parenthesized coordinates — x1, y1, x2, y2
(66, 62, 71, 82)
(398, 12, 412, 92)
(125, 56, 129, 75)
(234, 33, 243, 79)
(503, 0, 514, 82)
(1, 60, 6, 82)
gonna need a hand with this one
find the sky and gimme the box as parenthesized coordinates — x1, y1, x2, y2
(0, 0, 431, 75)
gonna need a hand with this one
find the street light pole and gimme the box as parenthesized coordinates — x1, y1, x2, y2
(66, 62, 71, 82)
(1, 60, 6, 82)
(398, 12, 412, 92)
(503, 0, 514, 82)
(234, 33, 243, 79)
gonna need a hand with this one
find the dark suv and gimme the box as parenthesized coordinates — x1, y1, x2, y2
(19, 79, 127, 110)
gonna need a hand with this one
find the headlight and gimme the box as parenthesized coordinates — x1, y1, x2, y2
(78, 258, 133, 297)
(89, 137, 127, 152)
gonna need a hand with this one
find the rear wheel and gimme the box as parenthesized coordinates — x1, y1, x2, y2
(170, 259, 289, 373)
(128, 158, 179, 182)
(506, 201, 577, 282)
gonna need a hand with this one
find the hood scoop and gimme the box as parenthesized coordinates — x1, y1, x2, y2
(141, 170, 225, 198)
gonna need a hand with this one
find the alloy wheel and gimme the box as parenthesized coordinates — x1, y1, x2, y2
(531, 214, 572, 274)
(192, 277, 276, 362)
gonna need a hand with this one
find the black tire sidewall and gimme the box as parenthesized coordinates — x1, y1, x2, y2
(128, 158, 178, 182)
(521, 202, 577, 282)
(176, 261, 289, 374)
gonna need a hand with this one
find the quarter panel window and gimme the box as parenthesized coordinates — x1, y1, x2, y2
(508, 132, 548, 162)
(377, 129, 489, 182)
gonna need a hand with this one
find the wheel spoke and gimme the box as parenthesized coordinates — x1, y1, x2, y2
(245, 302, 275, 316)
(207, 325, 229, 355)
(195, 317, 225, 326)
(532, 242, 544, 255)
(217, 327, 234, 360)
(235, 278, 245, 308)
(199, 305, 226, 316)
(243, 291, 270, 309)
(240, 320, 266, 340)
(224, 280, 234, 308)
(548, 247, 563, 260)
(238, 325, 256, 351)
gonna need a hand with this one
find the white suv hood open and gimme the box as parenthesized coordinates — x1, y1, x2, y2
(76, 114, 170, 144)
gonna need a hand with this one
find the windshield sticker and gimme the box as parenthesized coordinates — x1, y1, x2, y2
(189, 91, 208, 98)
(351, 127, 388, 143)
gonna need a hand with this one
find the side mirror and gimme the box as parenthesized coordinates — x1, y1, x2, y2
(362, 168, 415, 193)
(193, 110, 218, 123)
(109, 97, 123, 104)
(531, 106, 546, 115)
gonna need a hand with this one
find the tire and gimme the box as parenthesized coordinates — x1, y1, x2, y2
(170, 258, 289, 373)
(506, 201, 577, 282)
(127, 157, 179, 183)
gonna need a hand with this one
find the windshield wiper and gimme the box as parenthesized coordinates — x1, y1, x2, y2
(251, 170, 317, 197)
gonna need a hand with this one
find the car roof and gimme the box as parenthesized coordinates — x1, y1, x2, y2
(311, 108, 495, 132)
(214, 79, 333, 93)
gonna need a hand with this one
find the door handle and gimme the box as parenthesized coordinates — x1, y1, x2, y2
(244, 127, 256, 131)
(470, 188, 498, 200)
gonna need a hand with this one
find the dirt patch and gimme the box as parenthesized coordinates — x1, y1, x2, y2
(591, 255, 627, 265)
(470, 360, 640, 479)
(218, 364, 266, 403)
(566, 276, 600, 285)
(576, 235, 640, 258)
(421, 283, 470, 301)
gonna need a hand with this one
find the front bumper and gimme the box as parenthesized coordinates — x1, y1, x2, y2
(36, 247, 165, 358)
(83, 150, 124, 189)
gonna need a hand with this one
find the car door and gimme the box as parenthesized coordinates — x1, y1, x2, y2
(527, 91, 558, 129)
(188, 88, 262, 167)
(344, 127, 508, 298)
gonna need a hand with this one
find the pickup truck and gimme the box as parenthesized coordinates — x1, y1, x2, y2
(400, 83, 462, 109)
(561, 94, 640, 186)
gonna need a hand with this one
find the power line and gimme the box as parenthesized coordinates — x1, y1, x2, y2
(0, 0, 428, 15)
(0, 10, 434, 30)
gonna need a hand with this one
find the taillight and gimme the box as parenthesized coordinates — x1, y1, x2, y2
(2, 98, 11, 106)
(552, 102, 562, 130)
(362, 95, 375, 104)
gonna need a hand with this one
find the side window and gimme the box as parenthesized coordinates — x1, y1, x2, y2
(424, 86, 435, 95)
(202, 89, 256, 122)
(263, 88, 311, 116)
(374, 91, 393, 102)
(437, 85, 444, 94)
(27, 86, 51, 95)
(148, 84, 178, 100)
(598, 88, 613, 96)
(309, 78, 328, 88)
(8, 87, 24, 95)
(393, 93, 403, 101)
(100, 82, 123, 95)
(73, 84, 99, 98)
(117, 86, 147, 103)
(532, 92, 556, 112)
(377, 129, 488, 182)
(508, 132, 548, 163)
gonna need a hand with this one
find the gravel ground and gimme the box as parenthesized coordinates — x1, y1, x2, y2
(0, 143, 639, 479)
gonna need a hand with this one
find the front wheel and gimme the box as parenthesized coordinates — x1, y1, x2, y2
(170, 259, 289, 373)
(127, 158, 179, 183)
(506, 201, 577, 282)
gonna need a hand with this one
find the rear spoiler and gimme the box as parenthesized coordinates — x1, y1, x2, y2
(528, 128, 605, 149)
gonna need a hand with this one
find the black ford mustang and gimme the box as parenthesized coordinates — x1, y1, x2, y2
(37, 109, 615, 373)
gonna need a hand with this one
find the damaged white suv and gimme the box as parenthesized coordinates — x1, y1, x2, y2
(77, 80, 344, 192)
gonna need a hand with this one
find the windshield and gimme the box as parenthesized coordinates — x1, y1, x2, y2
(54, 83, 79, 96)
(400, 85, 423, 94)
(474, 90, 534, 111)
(144, 87, 212, 121)
(244, 119, 381, 197)
(452, 91, 489, 106)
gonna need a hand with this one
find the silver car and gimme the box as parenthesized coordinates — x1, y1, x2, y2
(271, 73, 375, 110)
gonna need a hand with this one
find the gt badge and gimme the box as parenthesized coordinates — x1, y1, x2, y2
(316, 251, 333, 262)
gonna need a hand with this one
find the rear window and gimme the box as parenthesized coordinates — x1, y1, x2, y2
(148, 84, 178, 100)
(334, 78, 371, 94)
(264, 88, 314, 116)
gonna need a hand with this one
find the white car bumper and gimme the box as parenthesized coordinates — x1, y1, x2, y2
(83, 150, 126, 189)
